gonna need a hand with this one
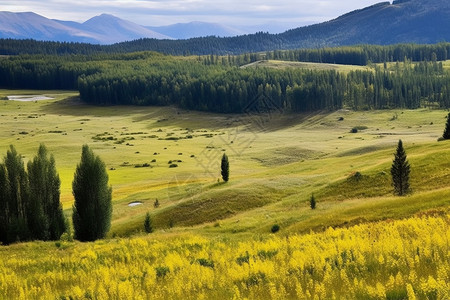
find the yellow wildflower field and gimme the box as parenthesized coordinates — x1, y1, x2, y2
(1, 212, 448, 299)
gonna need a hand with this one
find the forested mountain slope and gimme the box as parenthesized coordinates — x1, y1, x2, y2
(1, 0, 449, 55)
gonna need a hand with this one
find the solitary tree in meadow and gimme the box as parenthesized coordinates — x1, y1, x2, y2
(144, 212, 153, 233)
(72, 145, 112, 241)
(443, 112, 450, 140)
(221, 153, 229, 182)
(391, 140, 411, 196)
(310, 194, 316, 209)
(27, 144, 66, 240)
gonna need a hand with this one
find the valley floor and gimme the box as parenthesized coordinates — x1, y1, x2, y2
(0, 90, 449, 299)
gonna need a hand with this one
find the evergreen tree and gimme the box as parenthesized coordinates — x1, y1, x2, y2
(221, 153, 229, 182)
(144, 212, 153, 233)
(27, 144, 66, 241)
(310, 194, 316, 209)
(443, 112, 450, 140)
(0, 164, 10, 244)
(3, 145, 30, 243)
(391, 140, 411, 196)
(72, 145, 112, 241)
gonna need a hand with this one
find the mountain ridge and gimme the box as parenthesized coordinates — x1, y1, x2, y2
(1, 0, 449, 52)
(0, 11, 171, 44)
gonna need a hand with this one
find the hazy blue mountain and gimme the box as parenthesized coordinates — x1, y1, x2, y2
(81, 14, 171, 43)
(0, 11, 94, 43)
(147, 21, 247, 39)
(0, 11, 170, 44)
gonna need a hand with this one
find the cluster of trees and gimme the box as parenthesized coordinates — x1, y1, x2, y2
(77, 58, 450, 112)
(1, 46, 450, 114)
(264, 43, 450, 66)
(1, 38, 449, 63)
(0, 145, 66, 245)
(2, 34, 450, 58)
(0, 144, 112, 245)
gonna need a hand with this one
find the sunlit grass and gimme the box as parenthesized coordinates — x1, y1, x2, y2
(0, 90, 449, 239)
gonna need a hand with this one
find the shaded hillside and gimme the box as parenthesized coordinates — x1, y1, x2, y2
(116, 0, 450, 54)
(281, 0, 450, 48)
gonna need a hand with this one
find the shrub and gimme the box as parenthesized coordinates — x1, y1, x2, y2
(197, 258, 214, 269)
(271, 224, 280, 233)
(155, 266, 170, 278)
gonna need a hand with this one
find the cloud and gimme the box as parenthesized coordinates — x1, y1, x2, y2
(1, 0, 384, 27)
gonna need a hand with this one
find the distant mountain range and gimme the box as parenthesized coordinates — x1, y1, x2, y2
(1, 0, 449, 50)
(0, 11, 260, 44)
(0, 12, 170, 44)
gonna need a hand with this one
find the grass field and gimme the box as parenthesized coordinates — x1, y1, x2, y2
(0, 89, 449, 299)
(0, 89, 449, 238)
(241, 60, 371, 72)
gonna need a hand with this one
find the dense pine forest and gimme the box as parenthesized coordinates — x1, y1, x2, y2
(1, 43, 450, 113)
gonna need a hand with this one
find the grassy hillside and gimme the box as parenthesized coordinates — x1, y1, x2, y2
(0, 89, 448, 240)
(1, 89, 449, 299)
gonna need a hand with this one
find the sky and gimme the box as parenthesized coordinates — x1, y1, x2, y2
(1, 0, 386, 29)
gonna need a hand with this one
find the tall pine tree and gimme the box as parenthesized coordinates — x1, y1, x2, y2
(443, 112, 450, 140)
(72, 145, 112, 241)
(221, 153, 229, 182)
(391, 140, 411, 196)
(0, 164, 10, 244)
(2, 145, 29, 243)
(27, 144, 66, 241)
(144, 212, 153, 233)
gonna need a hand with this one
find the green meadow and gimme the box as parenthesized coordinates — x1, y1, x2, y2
(0, 89, 448, 241)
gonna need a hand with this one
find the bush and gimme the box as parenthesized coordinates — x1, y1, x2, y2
(271, 224, 280, 233)
(154, 199, 160, 208)
(197, 258, 214, 269)
(169, 164, 178, 168)
(155, 266, 170, 278)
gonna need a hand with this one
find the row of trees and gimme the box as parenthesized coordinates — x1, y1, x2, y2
(78, 59, 450, 112)
(0, 145, 66, 245)
(1, 35, 450, 58)
(0, 144, 112, 245)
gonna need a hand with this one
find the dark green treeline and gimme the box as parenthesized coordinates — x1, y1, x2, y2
(0, 46, 450, 113)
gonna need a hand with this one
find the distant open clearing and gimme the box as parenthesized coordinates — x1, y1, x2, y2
(7, 95, 54, 101)
(241, 60, 371, 72)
